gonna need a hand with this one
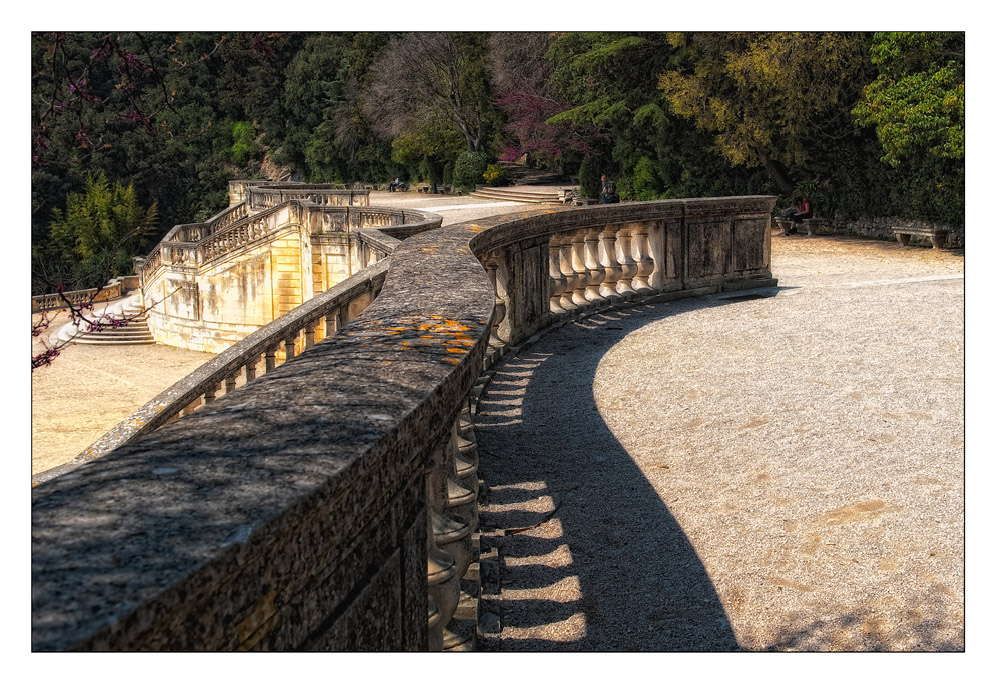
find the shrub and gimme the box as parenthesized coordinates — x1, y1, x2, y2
(578, 156, 605, 199)
(483, 163, 507, 186)
(632, 156, 661, 200)
(453, 150, 488, 190)
(226, 121, 261, 166)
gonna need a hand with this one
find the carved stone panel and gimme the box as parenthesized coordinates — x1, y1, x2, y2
(732, 217, 769, 274)
(686, 219, 730, 281)
(509, 243, 549, 342)
(648, 219, 681, 290)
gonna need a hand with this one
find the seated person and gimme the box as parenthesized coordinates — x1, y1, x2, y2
(789, 196, 813, 234)
(777, 197, 813, 235)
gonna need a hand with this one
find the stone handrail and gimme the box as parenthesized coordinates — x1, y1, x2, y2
(247, 184, 369, 211)
(31, 281, 123, 313)
(141, 202, 250, 284)
(140, 202, 438, 289)
(32, 196, 775, 651)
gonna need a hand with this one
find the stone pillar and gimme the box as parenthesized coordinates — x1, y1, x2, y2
(548, 234, 568, 315)
(615, 226, 638, 299)
(583, 225, 607, 305)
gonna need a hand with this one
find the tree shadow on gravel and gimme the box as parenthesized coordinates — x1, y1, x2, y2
(475, 297, 759, 651)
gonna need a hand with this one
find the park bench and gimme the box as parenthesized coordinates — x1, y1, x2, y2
(774, 213, 829, 237)
(802, 217, 831, 236)
(893, 226, 950, 249)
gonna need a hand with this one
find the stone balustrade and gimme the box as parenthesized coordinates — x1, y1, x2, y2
(141, 202, 251, 285)
(138, 198, 443, 354)
(246, 183, 368, 211)
(32, 195, 775, 651)
(37, 254, 396, 485)
(31, 280, 123, 313)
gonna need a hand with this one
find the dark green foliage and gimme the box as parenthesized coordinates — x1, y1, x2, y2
(631, 156, 660, 200)
(453, 150, 489, 189)
(578, 155, 607, 199)
(31, 29, 966, 288)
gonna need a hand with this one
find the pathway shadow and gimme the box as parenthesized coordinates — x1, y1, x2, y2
(475, 297, 765, 651)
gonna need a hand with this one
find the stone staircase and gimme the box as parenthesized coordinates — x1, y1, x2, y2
(468, 185, 564, 204)
(50, 292, 155, 346)
(468, 162, 576, 204)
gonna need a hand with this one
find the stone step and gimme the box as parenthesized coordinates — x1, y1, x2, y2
(469, 187, 564, 204)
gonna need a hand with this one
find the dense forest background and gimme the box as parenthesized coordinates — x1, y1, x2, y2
(31, 31, 964, 294)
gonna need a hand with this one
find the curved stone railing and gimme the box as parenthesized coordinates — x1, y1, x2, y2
(32, 196, 775, 651)
(31, 280, 124, 313)
(141, 202, 250, 285)
(247, 183, 368, 211)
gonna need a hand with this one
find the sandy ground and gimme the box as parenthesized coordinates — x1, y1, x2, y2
(31, 306, 215, 475)
(475, 232, 964, 651)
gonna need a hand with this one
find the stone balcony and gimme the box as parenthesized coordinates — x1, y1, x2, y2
(33, 195, 783, 650)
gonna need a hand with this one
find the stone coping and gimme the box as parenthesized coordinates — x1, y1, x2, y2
(31, 196, 775, 651)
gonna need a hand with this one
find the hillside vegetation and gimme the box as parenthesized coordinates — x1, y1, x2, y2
(31, 31, 964, 293)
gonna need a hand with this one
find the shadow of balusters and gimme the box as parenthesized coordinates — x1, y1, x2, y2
(476, 300, 748, 651)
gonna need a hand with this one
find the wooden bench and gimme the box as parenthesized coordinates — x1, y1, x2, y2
(893, 226, 950, 249)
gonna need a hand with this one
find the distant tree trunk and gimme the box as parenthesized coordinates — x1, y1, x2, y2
(758, 149, 795, 196)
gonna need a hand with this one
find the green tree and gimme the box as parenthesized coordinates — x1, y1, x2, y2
(852, 32, 964, 167)
(37, 172, 157, 293)
(658, 32, 868, 195)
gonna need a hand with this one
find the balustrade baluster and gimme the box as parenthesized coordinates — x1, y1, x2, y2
(451, 413, 478, 496)
(598, 225, 624, 303)
(264, 346, 278, 373)
(305, 323, 316, 349)
(324, 310, 336, 338)
(570, 230, 591, 308)
(548, 234, 568, 315)
(583, 226, 607, 305)
(445, 424, 478, 533)
(484, 258, 507, 354)
(244, 354, 260, 383)
(202, 382, 221, 404)
(427, 597, 442, 652)
(558, 232, 579, 312)
(284, 335, 296, 361)
(614, 226, 638, 300)
(224, 373, 237, 395)
(631, 222, 656, 295)
(426, 442, 467, 649)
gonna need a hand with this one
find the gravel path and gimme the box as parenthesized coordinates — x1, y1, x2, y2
(475, 233, 964, 651)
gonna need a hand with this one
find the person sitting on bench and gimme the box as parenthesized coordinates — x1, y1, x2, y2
(788, 196, 813, 235)
(778, 197, 813, 235)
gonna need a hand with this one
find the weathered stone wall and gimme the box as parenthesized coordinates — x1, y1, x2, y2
(829, 217, 964, 248)
(32, 196, 775, 652)
(141, 202, 442, 354)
